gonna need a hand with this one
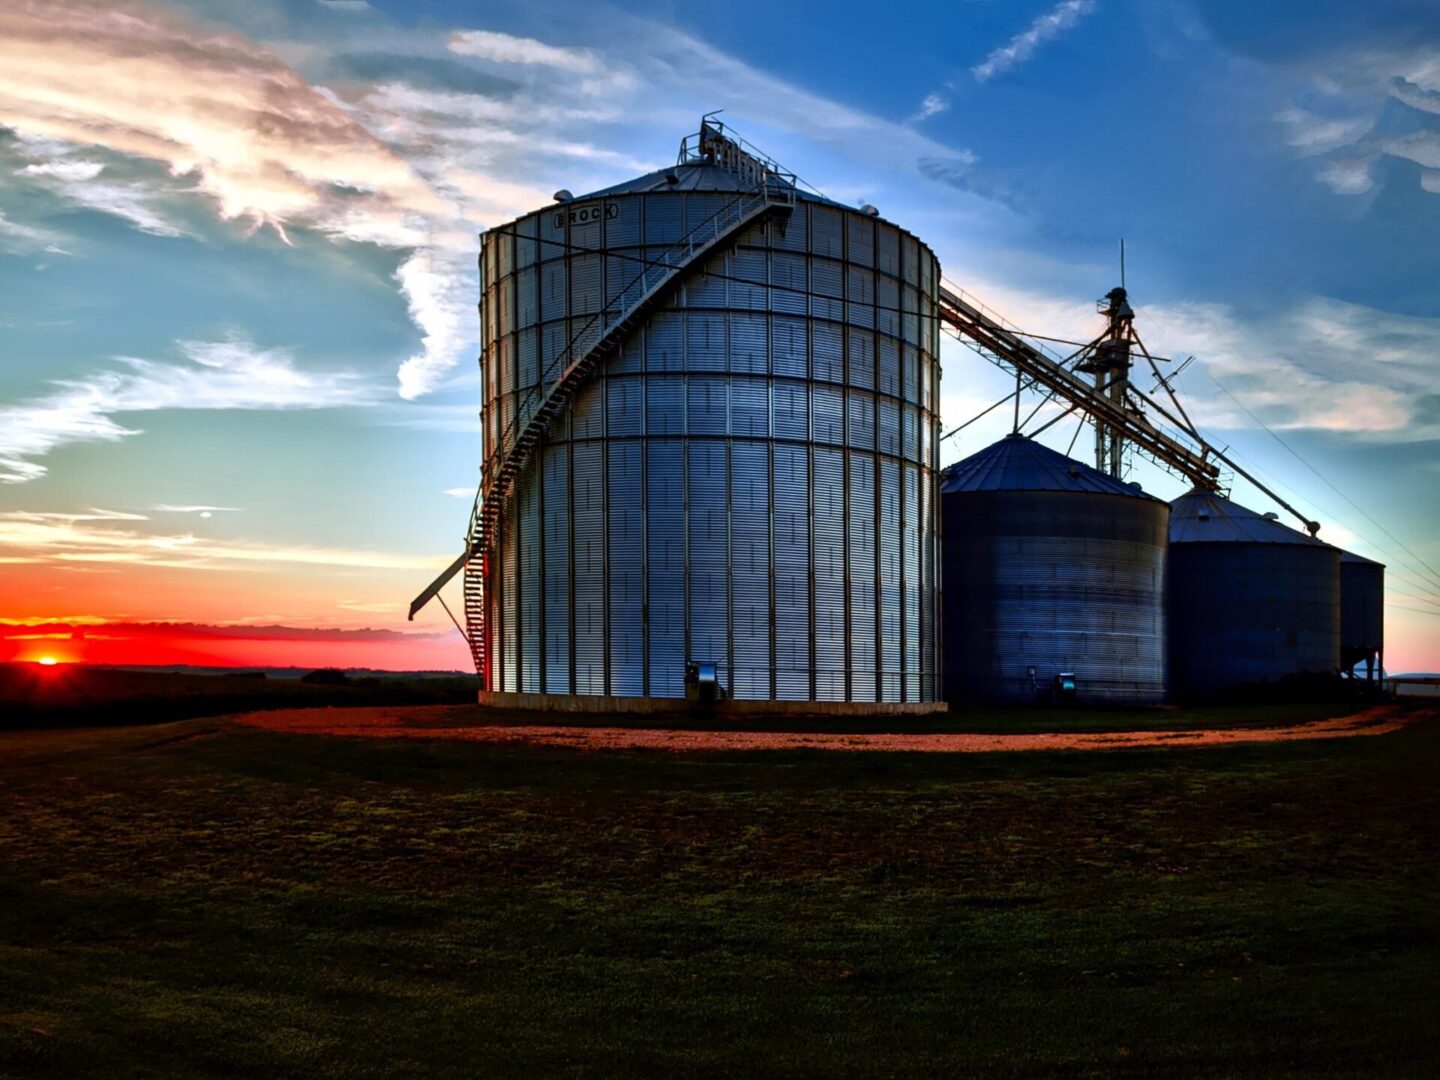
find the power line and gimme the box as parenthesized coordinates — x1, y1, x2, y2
(1188, 425, 1440, 607)
(1150, 363, 1440, 606)
(1385, 603, 1440, 619)
(1207, 372, 1440, 596)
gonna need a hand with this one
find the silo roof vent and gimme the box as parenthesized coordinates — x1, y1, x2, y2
(1170, 490, 1334, 546)
(553, 189, 574, 203)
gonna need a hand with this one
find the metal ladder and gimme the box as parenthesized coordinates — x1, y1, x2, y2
(464, 180, 794, 686)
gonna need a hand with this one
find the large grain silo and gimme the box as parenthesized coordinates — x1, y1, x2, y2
(430, 120, 943, 705)
(1167, 490, 1340, 696)
(1339, 550, 1385, 683)
(941, 434, 1168, 704)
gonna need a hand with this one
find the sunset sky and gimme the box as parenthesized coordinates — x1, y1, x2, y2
(1, 0, 1437, 672)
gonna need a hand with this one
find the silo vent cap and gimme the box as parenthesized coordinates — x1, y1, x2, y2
(1263, 511, 1279, 520)
(553, 189, 574, 203)
(1197, 510, 1210, 521)
(861, 203, 880, 217)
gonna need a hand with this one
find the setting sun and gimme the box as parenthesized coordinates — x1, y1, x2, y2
(36, 656, 59, 666)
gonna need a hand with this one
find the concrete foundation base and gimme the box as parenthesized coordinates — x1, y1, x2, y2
(478, 690, 948, 717)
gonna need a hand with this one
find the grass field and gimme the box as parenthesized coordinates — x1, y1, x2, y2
(2, 707, 1437, 1077)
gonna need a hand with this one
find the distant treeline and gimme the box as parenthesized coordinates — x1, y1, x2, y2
(0, 664, 476, 730)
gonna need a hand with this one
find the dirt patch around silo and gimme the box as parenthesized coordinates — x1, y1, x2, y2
(234, 703, 1431, 753)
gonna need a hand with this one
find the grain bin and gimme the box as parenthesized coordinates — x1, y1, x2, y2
(941, 434, 1168, 704)
(471, 120, 943, 703)
(1167, 490, 1340, 695)
(1339, 550, 1384, 682)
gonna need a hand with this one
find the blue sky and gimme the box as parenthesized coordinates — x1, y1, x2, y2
(0, 0, 1436, 668)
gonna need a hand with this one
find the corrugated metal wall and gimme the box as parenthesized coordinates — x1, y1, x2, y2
(478, 190, 943, 700)
(1340, 557, 1384, 665)
(943, 490, 1169, 704)
(1167, 543, 1341, 695)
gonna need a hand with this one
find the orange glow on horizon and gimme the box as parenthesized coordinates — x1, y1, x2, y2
(2, 625, 469, 673)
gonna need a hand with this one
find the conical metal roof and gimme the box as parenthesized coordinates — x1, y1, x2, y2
(940, 434, 1160, 500)
(1339, 548, 1384, 566)
(1169, 489, 1332, 546)
(583, 162, 835, 204)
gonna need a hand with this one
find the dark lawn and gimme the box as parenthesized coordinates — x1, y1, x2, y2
(1, 710, 1437, 1078)
(0, 664, 475, 731)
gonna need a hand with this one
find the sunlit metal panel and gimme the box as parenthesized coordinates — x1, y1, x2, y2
(646, 440, 686, 697)
(848, 451, 877, 701)
(542, 444, 571, 694)
(688, 440, 729, 687)
(476, 163, 942, 702)
(571, 439, 605, 694)
(607, 441, 644, 696)
(732, 441, 772, 699)
(814, 446, 846, 701)
(774, 443, 812, 700)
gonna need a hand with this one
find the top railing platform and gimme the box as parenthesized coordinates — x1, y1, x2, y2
(677, 115, 798, 194)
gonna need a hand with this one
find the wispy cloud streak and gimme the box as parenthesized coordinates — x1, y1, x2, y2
(0, 336, 377, 483)
(448, 30, 606, 76)
(0, 512, 446, 571)
(972, 0, 1097, 83)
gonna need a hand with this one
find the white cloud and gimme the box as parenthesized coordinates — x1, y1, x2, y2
(1317, 155, 1376, 195)
(17, 509, 150, 522)
(0, 0, 446, 241)
(19, 159, 105, 182)
(326, 17, 989, 398)
(1276, 107, 1374, 155)
(1, 0, 1001, 405)
(0, 512, 445, 571)
(0, 336, 378, 483)
(35, 172, 190, 236)
(1388, 75, 1440, 116)
(448, 30, 606, 76)
(1276, 67, 1440, 198)
(1136, 296, 1440, 440)
(909, 93, 950, 124)
(621, 22, 980, 185)
(153, 504, 242, 514)
(972, 0, 1097, 83)
(0, 209, 69, 255)
(337, 599, 405, 613)
(935, 277, 1440, 450)
(1376, 130, 1440, 171)
(395, 248, 476, 400)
